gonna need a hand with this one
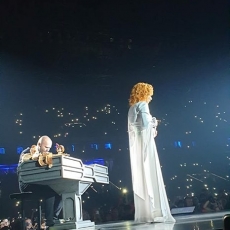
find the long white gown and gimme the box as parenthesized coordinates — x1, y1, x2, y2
(128, 101, 175, 223)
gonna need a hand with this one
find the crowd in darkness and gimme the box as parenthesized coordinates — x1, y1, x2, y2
(1, 186, 230, 229)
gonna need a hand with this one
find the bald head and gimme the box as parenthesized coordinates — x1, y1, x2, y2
(37, 135, 52, 153)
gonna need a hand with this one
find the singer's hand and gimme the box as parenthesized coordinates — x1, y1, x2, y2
(152, 117, 158, 127)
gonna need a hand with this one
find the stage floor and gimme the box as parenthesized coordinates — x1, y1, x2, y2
(95, 212, 230, 230)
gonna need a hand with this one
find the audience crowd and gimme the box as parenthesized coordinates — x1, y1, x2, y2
(1, 188, 230, 229)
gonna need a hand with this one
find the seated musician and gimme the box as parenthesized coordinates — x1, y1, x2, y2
(17, 135, 62, 228)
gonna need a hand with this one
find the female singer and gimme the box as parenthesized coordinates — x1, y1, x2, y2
(128, 82, 175, 223)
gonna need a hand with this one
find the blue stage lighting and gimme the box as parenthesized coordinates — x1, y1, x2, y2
(0, 148, 5, 154)
(105, 143, 112, 149)
(17, 147, 23, 154)
(91, 144, 99, 150)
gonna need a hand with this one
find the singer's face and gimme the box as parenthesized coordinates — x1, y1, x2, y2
(147, 95, 152, 103)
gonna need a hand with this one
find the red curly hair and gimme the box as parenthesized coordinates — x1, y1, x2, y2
(129, 82, 154, 106)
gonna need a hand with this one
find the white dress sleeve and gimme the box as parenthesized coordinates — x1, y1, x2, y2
(138, 102, 158, 129)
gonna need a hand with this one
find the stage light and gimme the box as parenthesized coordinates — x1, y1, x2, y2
(122, 188, 128, 194)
